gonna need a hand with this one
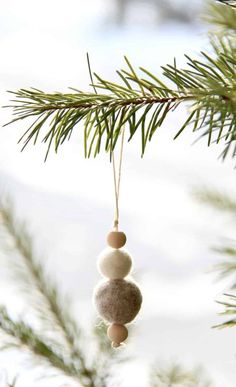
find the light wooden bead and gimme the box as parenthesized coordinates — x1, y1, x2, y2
(107, 323, 128, 346)
(112, 341, 121, 348)
(107, 231, 127, 249)
(97, 248, 132, 279)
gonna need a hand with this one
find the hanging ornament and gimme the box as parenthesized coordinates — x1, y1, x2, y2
(93, 128, 143, 348)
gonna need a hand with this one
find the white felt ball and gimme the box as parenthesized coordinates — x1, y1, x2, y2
(97, 248, 132, 279)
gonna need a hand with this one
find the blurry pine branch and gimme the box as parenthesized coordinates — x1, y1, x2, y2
(0, 201, 213, 387)
(0, 306, 83, 380)
(214, 294, 236, 328)
(0, 200, 212, 386)
(217, 1, 236, 10)
(114, 0, 199, 25)
(0, 374, 18, 387)
(7, 377, 17, 387)
(195, 188, 236, 329)
(4, 2, 236, 161)
(207, 1, 236, 29)
(194, 189, 236, 213)
(150, 362, 212, 387)
(0, 200, 123, 387)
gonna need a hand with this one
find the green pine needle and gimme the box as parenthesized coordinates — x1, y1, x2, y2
(4, 2, 236, 161)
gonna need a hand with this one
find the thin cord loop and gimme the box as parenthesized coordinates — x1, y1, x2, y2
(112, 127, 125, 231)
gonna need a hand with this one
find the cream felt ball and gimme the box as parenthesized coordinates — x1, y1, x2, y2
(97, 248, 132, 279)
(93, 279, 142, 324)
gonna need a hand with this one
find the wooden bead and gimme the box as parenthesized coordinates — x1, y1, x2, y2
(107, 324, 128, 346)
(97, 248, 132, 279)
(93, 279, 142, 324)
(107, 231, 127, 249)
(112, 341, 121, 348)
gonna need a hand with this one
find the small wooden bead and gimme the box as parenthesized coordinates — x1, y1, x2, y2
(107, 231, 127, 249)
(97, 248, 132, 279)
(111, 341, 121, 348)
(107, 323, 128, 346)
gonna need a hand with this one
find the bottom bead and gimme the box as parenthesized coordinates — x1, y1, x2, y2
(107, 323, 128, 347)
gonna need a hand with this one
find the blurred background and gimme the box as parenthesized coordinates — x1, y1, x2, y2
(0, 0, 236, 386)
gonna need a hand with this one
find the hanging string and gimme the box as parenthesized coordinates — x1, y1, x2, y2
(112, 126, 125, 231)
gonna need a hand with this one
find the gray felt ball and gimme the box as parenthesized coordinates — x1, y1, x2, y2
(93, 279, 142, 324)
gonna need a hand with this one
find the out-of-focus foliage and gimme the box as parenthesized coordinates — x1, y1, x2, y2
(195, 189, 236, 328)
(0, 200, 211, 386)
(113, 0, 200, 25)
(0, 200, 123, 387)
(194, 189, 236, 213)
(150, 362, 212, 387)
(217, 1, 236, 10)
(206, 1, 236, 30)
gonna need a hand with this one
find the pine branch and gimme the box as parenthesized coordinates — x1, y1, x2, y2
(0, 306, 81, 380)
(213, 293, 236, 328)
(211, 237, 236, 329)
(0, 201, 96, 387)
(4, 3, 236, 161)
(194, 188, 236, 329)
(194, 189, 236, 289)
(217, 1, 236, 9)
(4, 86, 195, 161)
(194, 189, 236, 213)
(7, 377, 17, 387)
(205, 2, 236, 31)
(213, 245, 236, 280)
(8, 380, 17, 387)
(150, 362, 212, 387)
(0, 200, 124, 387)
